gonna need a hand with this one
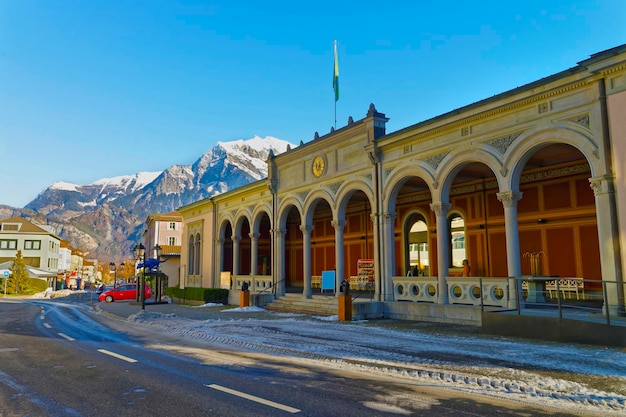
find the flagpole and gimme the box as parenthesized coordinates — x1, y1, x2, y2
(333, 40, 339, 130)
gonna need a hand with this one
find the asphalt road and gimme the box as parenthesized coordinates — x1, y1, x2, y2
(0, 297, 595, 416)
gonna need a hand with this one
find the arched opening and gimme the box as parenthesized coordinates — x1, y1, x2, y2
(283, 206, 302, 288)
(449, 215, 466, 268)
(390, 176, 432, 277)
(405, 216, 429, 276)
(516, 143, 600, 287)
(222, 222, 233, 274)
(446, 162, 498, 277)
(238, 218, 251, 275)
(257, 212, 272, 275)
(310, 199, 334, 277)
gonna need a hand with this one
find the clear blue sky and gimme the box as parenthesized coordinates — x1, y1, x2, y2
(1, 1, 625, 208)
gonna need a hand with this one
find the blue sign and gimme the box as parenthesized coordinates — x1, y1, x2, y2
(3, 271, 8, 278)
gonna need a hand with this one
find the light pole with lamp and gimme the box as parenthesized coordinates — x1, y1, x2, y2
(108, 261, 125, 288)
(133, 243, 146, 310)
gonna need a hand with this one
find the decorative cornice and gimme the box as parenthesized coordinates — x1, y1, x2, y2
(520, 163, 590, 183)
(328, 182, 342, 194)
(496, 191, 524, 208)
(297, 190, 310, 202)
(563, 113, 590, 129)
(486, 132, 522, 155)
(394, 80, 590, 143)
(421, 152, 448, 170)
(430, 202, 451, 216)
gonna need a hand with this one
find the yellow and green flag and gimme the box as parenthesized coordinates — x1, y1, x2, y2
(333, 40, 339, 102)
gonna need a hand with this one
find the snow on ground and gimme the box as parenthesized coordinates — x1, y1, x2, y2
(124, 305, 626, 417)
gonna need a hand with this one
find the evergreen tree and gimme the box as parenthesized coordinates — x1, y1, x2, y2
(8, 250, 30, 295)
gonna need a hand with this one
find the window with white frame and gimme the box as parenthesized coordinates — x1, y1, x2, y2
(167, 236, 177, 245)
(24, 240, 42, 250)
(0, 239, 17, 250)
(167, 222, 177, 230)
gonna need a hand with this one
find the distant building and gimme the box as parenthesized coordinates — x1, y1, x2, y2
(142, 211, 182, 287)
(0, 216, 60, 273)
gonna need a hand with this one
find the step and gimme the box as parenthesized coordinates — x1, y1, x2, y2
(265, 294, 338, 315)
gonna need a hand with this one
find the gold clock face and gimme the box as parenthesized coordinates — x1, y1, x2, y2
(312, 155, 326, 178)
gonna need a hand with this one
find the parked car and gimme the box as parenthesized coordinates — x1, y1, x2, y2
(99, 283, 152, 303)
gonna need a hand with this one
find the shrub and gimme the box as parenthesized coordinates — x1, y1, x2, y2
(165, 286, 228, 303)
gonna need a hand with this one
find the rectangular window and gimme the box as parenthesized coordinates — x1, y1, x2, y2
(24, 240, 41, 250)
(167, 222, 177, 231)
(0, 239, 18, 250)
(1, 223, 20, 231)
(167, 236, 177, 245)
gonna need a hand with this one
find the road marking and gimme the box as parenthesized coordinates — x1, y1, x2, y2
(43, 323, 52, 329)
(0, 348, 18, 353)
(206, 384, 300, 414)
(98, 349, 138, 363)
(58, 333, 75, 341)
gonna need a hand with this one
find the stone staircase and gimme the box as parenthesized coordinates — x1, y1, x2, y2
(264, 293, 338, 316)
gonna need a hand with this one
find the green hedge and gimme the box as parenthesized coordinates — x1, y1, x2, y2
(165, 286, 228, 303)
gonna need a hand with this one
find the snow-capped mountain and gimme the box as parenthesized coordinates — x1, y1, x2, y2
(15, 136, 296, 261)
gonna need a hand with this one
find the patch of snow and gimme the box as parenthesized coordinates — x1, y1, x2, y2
(221, 306, 266, 313)
(121, 309, 626, 416)
(49, 181, 80, 192)
(192, 302, 223, 308)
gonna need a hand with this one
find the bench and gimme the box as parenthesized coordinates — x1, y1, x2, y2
(522, 277, 585, 300)
(311, 275, 322, 288)
(546, 278, 585, 300)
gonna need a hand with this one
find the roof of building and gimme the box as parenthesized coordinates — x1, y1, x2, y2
(147, 211, 182, 222)
(0, 216, 58, 236)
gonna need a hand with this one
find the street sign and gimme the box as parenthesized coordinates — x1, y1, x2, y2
(2, 271, 8, 278)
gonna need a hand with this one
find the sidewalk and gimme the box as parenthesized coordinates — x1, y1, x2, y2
(94, 299, 317, 322)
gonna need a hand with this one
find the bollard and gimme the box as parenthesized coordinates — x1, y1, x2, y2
(338, 279, 352, 321)
(240, 282, 250, 308)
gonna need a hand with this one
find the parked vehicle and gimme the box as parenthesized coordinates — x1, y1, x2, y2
(99, 283, 152, 303)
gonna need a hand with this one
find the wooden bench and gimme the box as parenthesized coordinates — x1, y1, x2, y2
(311, 275, 322, 288)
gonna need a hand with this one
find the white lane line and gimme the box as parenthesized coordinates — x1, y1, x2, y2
(43, 323, 52, 329)
(0, 348, 19, 353)
(206, 384, 300, 414)
(97, 349, 138, 363)
(58, 333, 75, 341)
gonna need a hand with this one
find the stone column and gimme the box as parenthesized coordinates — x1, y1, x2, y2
(300, 224, 313, 298)
(381, 212, 396, 301)
(590, 175, 625, 316)
(215, 238, 224, 288)
(273, 228, 286, 296)
(430, 202, 451, 304)
(331, 219, 346, 296)
(371, 213, 382, 301)
(249, 232, 259, 277)
(232, 234, 241, 276)
(497, 191, 523, 308)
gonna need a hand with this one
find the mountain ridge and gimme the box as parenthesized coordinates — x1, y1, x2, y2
(1, 136, 296, 262)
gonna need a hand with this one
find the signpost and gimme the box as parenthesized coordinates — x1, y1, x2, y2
(3, 270, 9, 296)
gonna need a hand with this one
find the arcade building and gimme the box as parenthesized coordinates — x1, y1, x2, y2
(178, 44, 626, 323)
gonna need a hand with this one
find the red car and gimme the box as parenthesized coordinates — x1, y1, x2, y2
(99, 283, 152, 303)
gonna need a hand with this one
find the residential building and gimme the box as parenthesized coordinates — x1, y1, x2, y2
(142, 211, 182, 287)
(0, 216, 60, 274)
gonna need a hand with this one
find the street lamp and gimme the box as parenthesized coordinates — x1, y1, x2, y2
(132, 243, 146, 310)
(154, 244, 163, 301)
(109, 261, 125, 288)
(109, 262, 116, 288)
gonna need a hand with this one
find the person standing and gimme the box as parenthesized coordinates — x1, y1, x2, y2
(462, 259, 471, 277)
